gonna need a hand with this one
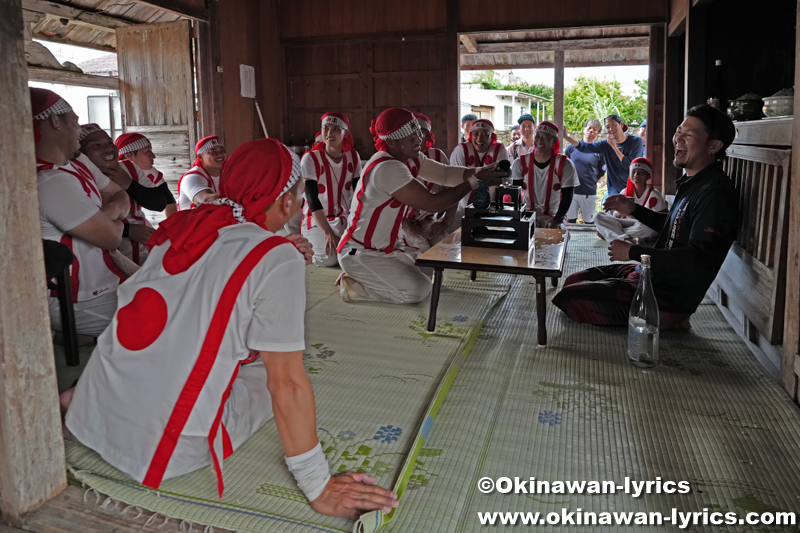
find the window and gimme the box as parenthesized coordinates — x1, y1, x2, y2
(504, 106, 512, 128)
(87, 94, 122, 139)
(520, 106, 526, 117)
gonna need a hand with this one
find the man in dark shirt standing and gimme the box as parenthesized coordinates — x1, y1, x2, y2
(565, 118, 605, 223)
(552, 104, 738, 327)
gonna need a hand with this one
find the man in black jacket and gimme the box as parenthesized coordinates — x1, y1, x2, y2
(552, 105, 738, 327)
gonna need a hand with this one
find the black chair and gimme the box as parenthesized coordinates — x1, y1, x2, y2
(43, 240, 79, 366)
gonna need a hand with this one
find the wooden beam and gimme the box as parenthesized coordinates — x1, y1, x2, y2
(30, 30, 116, 53)
(28, 67, 120, 90)
(669, 0, 688, 36)
(130, 0, 209, 21)
(459, 34, 478, 53)
(553, 50, 564, 147)
(684, 1, 707, 109)
(647, 24, 666, 191)
(781, 0, 800, 399)
(464, 36, 650, 55)
(22, 0, 131, 29)
(447, 0, 460, 152)
(663, 34, 684, 195)
(0, 0, 67, 519)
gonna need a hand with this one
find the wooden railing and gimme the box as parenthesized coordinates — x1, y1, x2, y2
(715, 144, 791, 349)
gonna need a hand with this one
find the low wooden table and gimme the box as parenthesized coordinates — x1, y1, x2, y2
(415, 228, 568, 346)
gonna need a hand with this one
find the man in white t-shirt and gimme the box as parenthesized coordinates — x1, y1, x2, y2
(400, 112, 454, 252)
(509, 121, 579, 228)
(336, 108, 509, 304)
(177, 135, 227, 210)
(64, 139, 398, 519)
(300, 112, 361, 267)
(506, 113, 536, 160)
(79, 125, 173, 265)
(116, 131, 178, 219)
(32, 88, 131, 337)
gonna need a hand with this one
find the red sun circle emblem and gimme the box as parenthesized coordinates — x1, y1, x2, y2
(347, 163, 354, 172)
(345, 181, 352, 190)
(116, 288, 168, 351)
(553, 183, 561, 191)
(648, 197, 658, 208)
(317, 183, 326, 194)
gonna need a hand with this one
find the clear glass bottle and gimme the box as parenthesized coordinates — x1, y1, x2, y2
(627, 254, 659, 368)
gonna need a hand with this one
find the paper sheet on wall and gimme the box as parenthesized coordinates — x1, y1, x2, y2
(240, 64, 256, 98)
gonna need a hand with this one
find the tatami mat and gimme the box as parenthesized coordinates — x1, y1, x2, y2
(62, 233, 800, 532)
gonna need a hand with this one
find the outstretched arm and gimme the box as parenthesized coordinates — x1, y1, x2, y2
(261, 350, 397, 518)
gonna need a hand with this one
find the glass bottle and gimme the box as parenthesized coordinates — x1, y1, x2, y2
(627, 254, 659, 368)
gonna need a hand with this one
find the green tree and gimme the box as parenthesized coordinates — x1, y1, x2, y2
(563, 76, 648, 132)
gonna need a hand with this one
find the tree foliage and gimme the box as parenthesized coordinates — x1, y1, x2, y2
(465, 71, 647, 130)
(563, 76, 648, 132)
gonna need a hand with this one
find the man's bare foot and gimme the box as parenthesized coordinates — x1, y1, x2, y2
(59, 388, 75, 416)
(334, 271, 346, 287)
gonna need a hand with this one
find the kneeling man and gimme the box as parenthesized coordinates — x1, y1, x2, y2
(64, 139, 397, 519)
(337, 108, 507, 304)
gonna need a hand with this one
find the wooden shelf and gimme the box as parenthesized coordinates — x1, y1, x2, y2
(732, 116, 793, 147)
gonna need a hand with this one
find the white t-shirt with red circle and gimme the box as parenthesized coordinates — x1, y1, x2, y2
(65, 224, 305, 493)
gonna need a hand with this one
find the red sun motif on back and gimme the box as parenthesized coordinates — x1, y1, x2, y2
(117, 288, 168, 351)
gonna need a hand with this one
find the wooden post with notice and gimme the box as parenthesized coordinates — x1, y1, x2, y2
(0, 0, 67, 520)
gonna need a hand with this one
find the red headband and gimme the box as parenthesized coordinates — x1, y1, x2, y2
(150, 139, 300, 274)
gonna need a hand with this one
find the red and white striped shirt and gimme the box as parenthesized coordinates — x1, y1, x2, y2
(178, 164, 218, 210)
(405, 148, 448, 222)
(338, 153, 410, 254)
(38, 154, 126, 302)
(65, 224, 305, 495)
(300, 148, 361, 230)
(511, 153, 579, 216)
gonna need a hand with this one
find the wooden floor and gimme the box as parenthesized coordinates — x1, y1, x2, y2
(2, 486, 234, 533)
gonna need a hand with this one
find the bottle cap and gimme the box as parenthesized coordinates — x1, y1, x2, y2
(641, 254, 651, 264)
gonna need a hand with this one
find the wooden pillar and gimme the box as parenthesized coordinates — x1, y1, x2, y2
(259, 0, 285, 141)
(0, 0, 67, 519)
(684, 1, 707, 110)
(446, 0, 460, 152)
(195, 18, 218, 137)
(647, 24, 666, 190)
(782, 0, 800, 398)
(663, 33, 685, 195)
(553, 50, 565, 148)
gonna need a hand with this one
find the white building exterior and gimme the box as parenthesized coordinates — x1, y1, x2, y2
(460, 85, 551, 130)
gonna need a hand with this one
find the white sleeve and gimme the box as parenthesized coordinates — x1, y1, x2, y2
(417, 154, 467, 187)
(449, 145, 466, 166)
(561, 160, 580, 188)
(300, 153, 319, 181)
(247, 245, 306, 353)
(352, 152, 362, 179)
(510, 157, 524, 181)
(375, 160, 414, 196)
(181, 173, 214, 203)
(75, 152, 110, 190)
(496, 144, 510, 162)
(38, 171, 100, 233)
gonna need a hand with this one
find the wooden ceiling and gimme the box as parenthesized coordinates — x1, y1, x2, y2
(22, 0, 205, 52)
(460, 25, 651, 70)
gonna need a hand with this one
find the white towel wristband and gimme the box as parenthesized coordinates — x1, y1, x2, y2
(467, 174, 480, 190)
(285, 442, 331, 502)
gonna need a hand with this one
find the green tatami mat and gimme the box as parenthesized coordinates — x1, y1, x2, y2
(386, 233, 800, 532)
(66, 266, 510, 533)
